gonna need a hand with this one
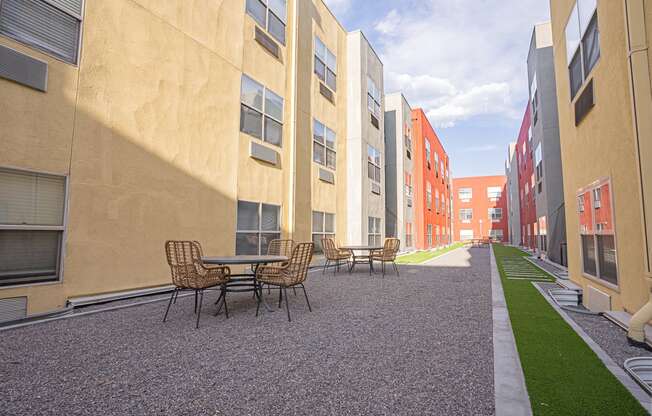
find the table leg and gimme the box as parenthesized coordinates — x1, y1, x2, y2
(349, 252, 356, 273)
(254, 263, 274, 313)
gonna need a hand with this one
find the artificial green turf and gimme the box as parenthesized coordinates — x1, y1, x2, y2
(395, 242, 464, 264)
(493, 244, 647, 416)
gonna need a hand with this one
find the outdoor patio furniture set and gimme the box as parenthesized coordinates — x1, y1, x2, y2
(163, 237, 400, 328)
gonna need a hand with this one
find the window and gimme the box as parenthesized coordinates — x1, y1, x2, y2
(565, 0, 599, 98)
(314, 36, 337, 91)
(426, 182, 432, 210)
(460, 229, 473, 241)
(489, 208, 503, 222)
(367, 145, 381, 183)
(367, 76, 381, 122)
(458, 187, 472, 201)
(459, 209, 473, 222)
(530, 73, 538, 124)
(435, 189, 440, 214)
(434, 152, 440, 177)
(0, 0, 83, 65)
(534, 143, 543, 183)
(313, 119, 336, 169)
(312, 211, 335, 254)
(236, 200, 280, 255)
(487, 186, 502, 199)
(427, 224, 433, 247)
(240, 75, 284, 147)
(405, 123, 412, 159)
(0, 168, 67, 286)
(489, 229, 504, 241)
(425, 141, 431, 169)
(440, 160, 445, 179)
(246, 0, 286, 45)
(578, 180, 617, 285)
(405, 172, 413, 207)
(405, 222, 413, 247)
(368, 217, 382, 246)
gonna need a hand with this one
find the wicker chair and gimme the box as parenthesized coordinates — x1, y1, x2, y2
(259, 239, 294, 294)
(370, 238, 401, 277)
(164, 240, 231, 328)
(321, 238, 351, 274)
(255, 242, 314, 322)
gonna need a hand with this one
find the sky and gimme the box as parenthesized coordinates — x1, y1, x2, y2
(324, 0, 551, 178)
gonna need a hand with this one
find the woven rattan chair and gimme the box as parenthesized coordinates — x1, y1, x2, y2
(164, 240, 231, 328)
(255, 242, 314, 322)
(321, 238, 351, 274)
(259, 239, 294, 294)
(370, 238, 401, 277)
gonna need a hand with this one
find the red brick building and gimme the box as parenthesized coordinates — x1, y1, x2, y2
(515, 106, 537, 249)
(412, 109, 451, 249)
(452, 175, 508, 242)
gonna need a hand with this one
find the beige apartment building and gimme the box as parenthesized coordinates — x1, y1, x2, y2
(550, 0, 652, 340)
(0, 0, 385, 318)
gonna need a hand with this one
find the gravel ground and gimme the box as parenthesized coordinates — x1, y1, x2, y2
(0, 247, 494, 416)
(538, 282, 652, 370)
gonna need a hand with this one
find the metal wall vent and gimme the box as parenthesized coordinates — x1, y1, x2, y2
(250, 141, 279, 166)
(319, 82, 334, 103)
(0, 297, 27, 323)
(371, 182, 381, 195)
(318, 168, 334, 184)
(254, 26, 280, 60)
(575, 79, 595, 125)
(370, 113, 379, 129)
(0, 44, 48, 91)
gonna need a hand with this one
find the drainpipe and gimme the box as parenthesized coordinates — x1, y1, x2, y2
(624, 0, 652, 345)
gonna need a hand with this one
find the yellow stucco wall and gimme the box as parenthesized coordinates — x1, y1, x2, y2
(0, 0, 356, 315)
(550, 0, 649, 313)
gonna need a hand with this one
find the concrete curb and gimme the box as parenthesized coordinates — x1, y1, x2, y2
(490, 245, 533, 416)
(532, 281, 652, 414)
(417, 246, 466, 266)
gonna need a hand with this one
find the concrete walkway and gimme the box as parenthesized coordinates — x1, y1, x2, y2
(1, 247, 496, 415)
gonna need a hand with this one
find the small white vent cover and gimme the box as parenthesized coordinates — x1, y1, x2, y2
(0, 297, 27, 323)
(585, 285, 611, 312)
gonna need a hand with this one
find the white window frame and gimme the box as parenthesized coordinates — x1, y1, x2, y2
(565, 0, 599, 99)
(240, 74, 284, 147)
(312, 210, 335, 254)
(368, 216, 382, 246)
(0, 166, 69, 288)
(367, 76, 381, 118)
(489, 208, 503, 222)
(245, 0, 287, 45)
(458, 187, 472, 201)
(235, 200, 281, 255)
(314, 36, 337, 92)
(487, 186, 502, 200)
(367, 145, 382, 183)
(313, 119, 336, 170)
(459, 208, 473, 222)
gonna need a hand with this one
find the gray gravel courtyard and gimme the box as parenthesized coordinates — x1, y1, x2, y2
(0, 247, 494, 416)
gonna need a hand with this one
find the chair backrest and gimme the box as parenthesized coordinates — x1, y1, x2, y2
(165, 240, 204, 287)
(285, 242, 314, 284)
(321, 238, 339, 260)
(383, 238, 401, 259)
(267, 239, 294, 257)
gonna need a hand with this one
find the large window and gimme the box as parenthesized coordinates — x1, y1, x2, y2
(236, 200, 281, 255)
(435, 189, 440, 214)
(314, 36, 337, 91)
(313, 119, 336, 169)
(240, 74, 284, 147)
(405, 123, 412, 159)
(0, 168, 66, 287)
(530, 73, 538, 124)
(434, 152, 440, 178)
(458, 187, 472, 201)
(367, 145, 381, 183)
(534, 143, 543, 184)
(489, 229, 504, 241)
(425, 141, 431, 169)
(0, 0, 83, 65)
(312, 211, 335, 254)
(246, 0, 286, 45)
(367, 76, 381, 124)
(578, 180, 617, 285)
(487, 186, 502, 199)
(489, 208, 503, 222)
(426, 182, 432, 210)
(405, 172, 413, 207)
(565, 0, 599, 98)
(459, 209, 473, 222)
(460, 229, 473, 241)
(368, 217, 382, 246)
(405, 222, 413, 247)
(427, 224, 433, 247)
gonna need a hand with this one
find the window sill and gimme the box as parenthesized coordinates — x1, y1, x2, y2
(581, 272, 620, 294)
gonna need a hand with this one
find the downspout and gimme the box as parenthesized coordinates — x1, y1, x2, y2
(624, 0, 652, 345)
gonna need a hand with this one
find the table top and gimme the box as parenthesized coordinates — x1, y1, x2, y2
(340, 245, 383, 251)
(202, 255, 288, 265)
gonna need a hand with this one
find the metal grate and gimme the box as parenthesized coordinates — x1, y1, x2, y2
(575, 79, 595, 125)
(254, 25, 280, 59)
(0, 297, 27, 323)
(319, 82, 334, 103)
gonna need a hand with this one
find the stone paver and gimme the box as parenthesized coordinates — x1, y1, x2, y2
(0, 247, 495, 416)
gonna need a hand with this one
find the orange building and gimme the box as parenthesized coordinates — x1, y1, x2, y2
(412, 109, 452, 249)
(452, 176, 508, 242)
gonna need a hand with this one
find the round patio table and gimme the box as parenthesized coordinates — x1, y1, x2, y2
(339, 245, 383, 274)
(202, 255, 288, 313)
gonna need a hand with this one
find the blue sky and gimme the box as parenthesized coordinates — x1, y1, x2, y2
(325, 0, 551, 177)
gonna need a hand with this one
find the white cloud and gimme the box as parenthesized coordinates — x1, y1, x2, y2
(374, 0, 550, 128)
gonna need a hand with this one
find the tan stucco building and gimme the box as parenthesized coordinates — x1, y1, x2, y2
(550, 0, 652, 325)
(0, 0, 385, 318)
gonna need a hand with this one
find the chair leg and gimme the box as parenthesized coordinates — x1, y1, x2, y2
(382, 261, 386, 277)
(223, 288, 229, 319)
(393, 261, 399, 276)
(301, 284, 312, 312)
(283, 287, 291, 322)
(256, 284, 262, 317)
(173, 289, 179, 304)
(194, 290, 198, 314)
(163, 288, 177, 322)
(278, 287, 283, 308)
(195, 290, 204, 329)
(323, 259, 329, 274)
(213, 290, 225, 317)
